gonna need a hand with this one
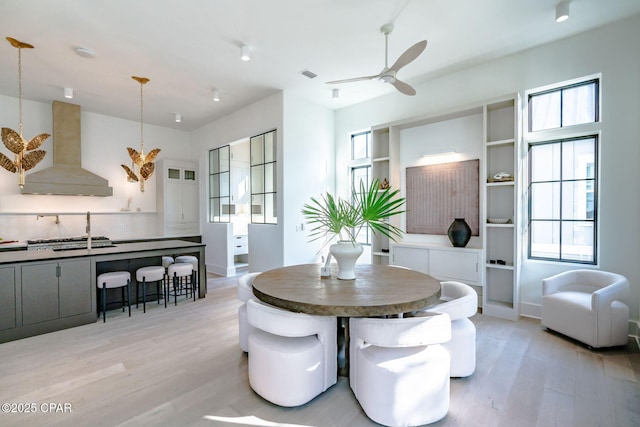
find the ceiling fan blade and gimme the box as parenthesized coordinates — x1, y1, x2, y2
(326, 75, 379, 85)
(391, 79, 416, 96)
(389, 40, 427, 72)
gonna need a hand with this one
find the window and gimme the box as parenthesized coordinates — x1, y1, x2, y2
(529, 79, 599, 132)
(250, 130, 277, 224)
(350, 131, 371, 245)
(351, 131, 370, 160)
(527, 77, 599, 264)
(208, 145, 230, 222)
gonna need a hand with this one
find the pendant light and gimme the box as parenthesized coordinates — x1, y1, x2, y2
(121, 76, 161, 193)
(0, 37, 49, 188)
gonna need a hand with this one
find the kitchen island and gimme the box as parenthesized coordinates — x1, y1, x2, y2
(0, 239, 205, 343)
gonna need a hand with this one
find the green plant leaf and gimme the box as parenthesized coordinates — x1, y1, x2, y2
(301, 178, 407, 246)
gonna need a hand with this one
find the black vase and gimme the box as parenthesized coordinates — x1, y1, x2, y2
(447, 218, 471, 247)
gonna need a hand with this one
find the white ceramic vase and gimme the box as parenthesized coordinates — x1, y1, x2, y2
(329, 240, 363, 280)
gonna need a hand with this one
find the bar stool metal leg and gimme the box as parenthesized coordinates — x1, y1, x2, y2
(127, 279, 131, 317)
(173, 273, 178, 306)
(102, 284, 107, 323)
(142, 278, 147, 313)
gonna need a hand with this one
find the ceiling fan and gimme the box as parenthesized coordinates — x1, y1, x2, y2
(326, 23, 427, 96)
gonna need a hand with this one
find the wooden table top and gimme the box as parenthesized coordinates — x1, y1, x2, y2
(252, 263, 441, 317)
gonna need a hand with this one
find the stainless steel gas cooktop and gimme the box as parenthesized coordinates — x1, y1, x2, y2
(27, 236, 114, 251)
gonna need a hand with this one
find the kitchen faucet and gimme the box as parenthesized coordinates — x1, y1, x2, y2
(86, 211, 91, 250)
(37, 214, 60, 224)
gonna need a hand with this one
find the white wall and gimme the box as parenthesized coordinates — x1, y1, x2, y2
(397, 113, 484, 248)
(282, 92, 335, 266)
(334, 15, 640, 322)
(0, 96, 192, 241)
(191, 92, 285, 273)
(191, 91, 335, 273)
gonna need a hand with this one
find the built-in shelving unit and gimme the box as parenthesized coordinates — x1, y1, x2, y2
(482, 95, 520, 320)
(365, 94, 521, 319)
(371, 127, 391, 265)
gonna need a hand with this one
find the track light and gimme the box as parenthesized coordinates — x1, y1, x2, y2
(332, 89, 340, 100)
(556, 1, 570, 23)
(175, 113, 181, 123)
(240, 44, 251, 61)
(64, 87, 73, 99)
(213, 89, 220, 102)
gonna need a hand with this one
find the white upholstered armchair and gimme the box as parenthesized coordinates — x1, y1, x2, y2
(237, 272, 261, 352)
(246, 299, 337, 407)
(541, 269, 630, 348)
(407, 281, 477, 377)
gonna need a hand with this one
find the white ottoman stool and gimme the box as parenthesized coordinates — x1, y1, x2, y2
(167, 262, 194, 305)
(175, 255, 198, 297)
(97, 271, 131, 323)
(136, 265, 166, 312)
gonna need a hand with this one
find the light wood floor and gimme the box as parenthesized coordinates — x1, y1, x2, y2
(0, 274, 638, 427)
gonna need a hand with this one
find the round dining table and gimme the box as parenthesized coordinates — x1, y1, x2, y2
(252, 263, 442, 376)
(252, 263, 442, 316)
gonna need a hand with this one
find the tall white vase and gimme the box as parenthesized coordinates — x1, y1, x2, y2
(329, 241, 363, 280)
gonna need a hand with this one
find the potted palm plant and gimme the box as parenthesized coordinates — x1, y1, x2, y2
(301, 178, 406, 279)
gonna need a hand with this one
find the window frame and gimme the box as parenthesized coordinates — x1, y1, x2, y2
(527, 78, 600, 133)
(349, 131, 372, 245)
(527, 134, 599, 264)
(208, 145, 231, 223)
(524, 75, 601, 265)
(250, 129, 278, 225)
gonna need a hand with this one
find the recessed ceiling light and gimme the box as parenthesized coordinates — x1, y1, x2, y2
(75, 47, 95, 58)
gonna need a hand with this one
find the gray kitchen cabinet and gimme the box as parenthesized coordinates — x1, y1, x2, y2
(21, 259, 92, 325)
(59, 259, 92, 317)
(0, 266, 16, 331)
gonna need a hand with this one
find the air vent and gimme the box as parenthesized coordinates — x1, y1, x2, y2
(300, 69, 318, 79)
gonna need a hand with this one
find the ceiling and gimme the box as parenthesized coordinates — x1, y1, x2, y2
(1, 0, 639, 132)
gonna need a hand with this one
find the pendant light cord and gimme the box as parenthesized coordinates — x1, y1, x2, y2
(139, 81, 144, 156)
(17, 47, 23, 137)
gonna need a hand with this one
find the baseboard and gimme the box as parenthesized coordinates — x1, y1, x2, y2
(630, 319, 640, 341)
(520, 302, 541, 319)
(520, 302, 640, 339)
(206, 262, 235, 277)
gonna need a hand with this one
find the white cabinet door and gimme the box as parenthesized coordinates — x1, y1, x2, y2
(429, 249, 479, 284)
(166, 180, 183, 223)
(391, 246, 429, 274)
(159, 161, 199, 236)
(182, 181, 199, 224)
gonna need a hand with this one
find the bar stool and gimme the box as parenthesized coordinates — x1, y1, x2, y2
(96, 271, 131, 323)
(162, 256, 174, 287)
(136, 266, 166, 312)
(175, 255, 199, 297)
(167, 262, 194, 306)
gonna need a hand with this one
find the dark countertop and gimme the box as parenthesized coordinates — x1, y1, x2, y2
(0, 240, 204, 265)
